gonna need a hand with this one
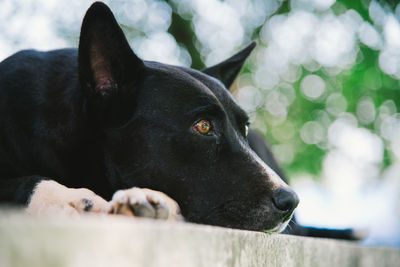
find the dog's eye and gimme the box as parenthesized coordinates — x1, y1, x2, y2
(193, 120, 211, 135)
(245, 125, 249, 137)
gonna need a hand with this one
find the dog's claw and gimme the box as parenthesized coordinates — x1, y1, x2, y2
(67, 188, 108, 214)
(108, 187, 182, 221)
(82, 198, 94, 212)
(131, 201, 155, 218)
(146, 194, 169, 219)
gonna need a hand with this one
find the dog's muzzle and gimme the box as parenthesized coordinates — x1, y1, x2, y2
(272, 187, 299, 219)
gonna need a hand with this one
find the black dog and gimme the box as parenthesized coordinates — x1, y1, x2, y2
(0, 2, 300, 232)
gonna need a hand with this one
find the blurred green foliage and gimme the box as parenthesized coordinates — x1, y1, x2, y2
(165, 0, 399, 181)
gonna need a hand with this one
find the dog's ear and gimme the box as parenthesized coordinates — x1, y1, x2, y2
(202, 42, 256, 90)
(78, 2, 144, 126)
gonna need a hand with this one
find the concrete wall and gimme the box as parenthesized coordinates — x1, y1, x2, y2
(0, 210, 399, 267)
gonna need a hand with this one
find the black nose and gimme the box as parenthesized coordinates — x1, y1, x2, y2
(272, 187, 299, 214)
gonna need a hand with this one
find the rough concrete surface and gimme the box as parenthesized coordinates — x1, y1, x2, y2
(0, 209, 399, 267)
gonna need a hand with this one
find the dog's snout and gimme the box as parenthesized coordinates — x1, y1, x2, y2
(272, 187, 299, 214)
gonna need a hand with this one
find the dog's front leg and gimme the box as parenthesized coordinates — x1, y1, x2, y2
(108, 188, 183, 221)
(27, 180, 108, 216)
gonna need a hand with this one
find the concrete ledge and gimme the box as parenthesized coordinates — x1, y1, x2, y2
(0, 210, 399, 267)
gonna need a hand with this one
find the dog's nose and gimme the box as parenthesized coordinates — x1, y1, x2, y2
(272, 187, 299, 214)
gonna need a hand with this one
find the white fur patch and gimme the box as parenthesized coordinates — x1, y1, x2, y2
(109, 187, 183, 221)
(252, 148, 289, 190)
(27, 180, 108, 216)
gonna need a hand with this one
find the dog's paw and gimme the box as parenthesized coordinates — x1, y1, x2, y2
(66, 188, 109, 214)
(108, 188, 182, 221)
(27, 180, 108, 216)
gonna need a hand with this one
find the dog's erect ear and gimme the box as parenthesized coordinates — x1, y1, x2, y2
(78, 2, 144, 126)
(202, 42, 256, 90)
(79, 2, 144, 94)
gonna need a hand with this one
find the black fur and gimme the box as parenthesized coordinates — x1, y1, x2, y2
(0, 3, 357, 240)
(0, 2, 299, 232)
(0, 3, 358, 240)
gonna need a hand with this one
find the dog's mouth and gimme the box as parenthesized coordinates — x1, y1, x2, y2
(264, 207, 296, 233)
(188, 200, 295, 232)
(263, 214, 293, 233)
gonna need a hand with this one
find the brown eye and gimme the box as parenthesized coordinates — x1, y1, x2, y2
(193, 120, 211, 135)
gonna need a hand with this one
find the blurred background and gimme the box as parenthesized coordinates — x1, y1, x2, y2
(0, 0, 399, 247)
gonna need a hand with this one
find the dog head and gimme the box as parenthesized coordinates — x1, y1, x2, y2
(78, 2, 299, 231)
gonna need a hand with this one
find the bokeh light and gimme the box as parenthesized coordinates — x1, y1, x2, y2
(0, 0, 399, 247)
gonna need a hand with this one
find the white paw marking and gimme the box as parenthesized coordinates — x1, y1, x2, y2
(27, 180, 108, 216)
(108, 187, 182, 221)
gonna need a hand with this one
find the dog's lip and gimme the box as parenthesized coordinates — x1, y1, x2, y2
(281, 210, 295, 222)
(262, 211, 294, 233)
(263, 219, 291, 233)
